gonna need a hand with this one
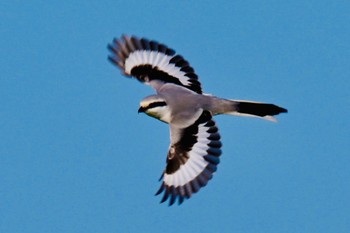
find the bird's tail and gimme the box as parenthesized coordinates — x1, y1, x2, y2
(225, 100, 288, 122)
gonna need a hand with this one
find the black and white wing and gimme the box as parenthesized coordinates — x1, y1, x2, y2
(108, 35, 202, 94)
(156, 111, 222, 205)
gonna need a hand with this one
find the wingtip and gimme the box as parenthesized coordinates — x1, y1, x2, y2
(168, 192, 176, 206)
(178, 196, 185, 205)
(122, 34, 130, 39)
(155, 183, 164, 196)
(160, 190, 169, 203)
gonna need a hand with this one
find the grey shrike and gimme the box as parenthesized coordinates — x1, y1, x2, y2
(108, 35, 287, 206)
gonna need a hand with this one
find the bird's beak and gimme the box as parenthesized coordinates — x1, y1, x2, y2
(138, 106, 145, 113)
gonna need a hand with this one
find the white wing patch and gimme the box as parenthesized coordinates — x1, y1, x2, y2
(124, 51, 190, 86)
(156, 111, 222, 205)
(108, 35, 202, 94)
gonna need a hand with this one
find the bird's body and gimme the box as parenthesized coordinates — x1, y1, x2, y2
(108, 35, 287, 205)
(154, 83, 203, 126)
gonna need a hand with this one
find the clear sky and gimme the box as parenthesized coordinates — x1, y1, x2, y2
(1, 1, 349, 232)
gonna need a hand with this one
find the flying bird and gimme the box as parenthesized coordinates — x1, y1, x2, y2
(108, 35, 287, 206)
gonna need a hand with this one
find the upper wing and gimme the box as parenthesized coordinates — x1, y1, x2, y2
(108, 35, 203, 94)
(156, 111, 222, 205)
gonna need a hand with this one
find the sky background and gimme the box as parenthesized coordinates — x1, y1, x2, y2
(1, 1, 350, 232)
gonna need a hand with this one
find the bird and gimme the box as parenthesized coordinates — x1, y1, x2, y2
(108, 35, 287, 206)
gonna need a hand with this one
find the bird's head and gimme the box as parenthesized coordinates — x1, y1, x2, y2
(138, 95, 171, 123)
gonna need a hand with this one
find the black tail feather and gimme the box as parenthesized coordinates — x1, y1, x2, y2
(236, 101, 287, 117)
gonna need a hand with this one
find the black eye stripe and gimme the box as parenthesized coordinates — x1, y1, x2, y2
(147, 101, 167, 109)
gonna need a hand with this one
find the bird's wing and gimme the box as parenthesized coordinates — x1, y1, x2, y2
(156, 110, 222, 205)
(108, 35, 203, 94)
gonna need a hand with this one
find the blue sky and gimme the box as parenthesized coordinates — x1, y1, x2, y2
(1, 0, 349, 232)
